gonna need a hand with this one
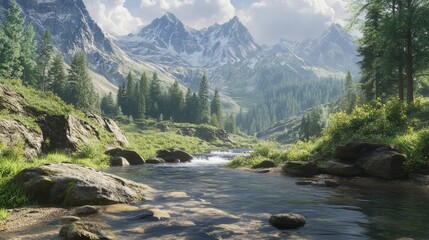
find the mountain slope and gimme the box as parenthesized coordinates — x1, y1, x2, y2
(0, 0, 177, 96)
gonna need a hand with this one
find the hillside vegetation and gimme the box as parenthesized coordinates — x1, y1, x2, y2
(229, 98, 429, 172)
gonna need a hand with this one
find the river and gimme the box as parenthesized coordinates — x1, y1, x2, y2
(104, 150, 429, 240)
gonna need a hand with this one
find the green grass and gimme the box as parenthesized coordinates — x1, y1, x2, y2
(0, 142, 109, 219)
(0, 208, 7, 221)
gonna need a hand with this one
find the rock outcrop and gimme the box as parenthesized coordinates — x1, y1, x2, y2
(156, 149, 193, 163)
(84, 111, 129, 146)
(0, 84, 128, 158)
(37, 115, 100, 152)
(14, 163, 152, 206)
(0, 119, 43, 159)
(0, 84, 39, 116)
(105, 148, 145, 165)
(195, 127, 232, 142)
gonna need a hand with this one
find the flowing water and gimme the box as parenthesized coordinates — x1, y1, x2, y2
(104, 150, 429, 240)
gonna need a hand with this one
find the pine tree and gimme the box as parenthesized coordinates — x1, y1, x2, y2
(101, 92, 118, 117)
(169, 81, 184, 121)
(224, 114, 236, 134)
(136, 72, 148, 119)
(20, 25, 38, 86)
(67, 51, 98, 111)
(341, 71, 357, 113)
(210, 88, 223, 127)
(197, 75, 210, 124)
(1, 0, 24, 79)
(148, 72, 161, 118)
(48, 53, 67, 99)
(39, 29, 53, 91)
(123, 72, 136, 117)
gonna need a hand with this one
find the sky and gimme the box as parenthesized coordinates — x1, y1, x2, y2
(82, 0, 349, 45)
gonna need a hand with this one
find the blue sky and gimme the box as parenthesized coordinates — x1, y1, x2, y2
(83, 0, 348, 44)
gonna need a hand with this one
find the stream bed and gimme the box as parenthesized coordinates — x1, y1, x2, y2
(104, 150, 429, 240)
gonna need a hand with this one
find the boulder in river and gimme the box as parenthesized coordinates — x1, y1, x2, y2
(156, 149, 193, 163)
(14, 163, 152, 206)
(269, 213, 306, 229)
(318, 160, 364, 177)
(282, 161, 319, 177)
(59, 221, 115, 240)
(105, 148, 145, 165)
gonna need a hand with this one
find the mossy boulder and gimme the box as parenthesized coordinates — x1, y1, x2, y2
(14, 163, 153, 206)
(59, 221, 115, 240)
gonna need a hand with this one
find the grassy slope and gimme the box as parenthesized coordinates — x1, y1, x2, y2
(228, 98, 429, 172)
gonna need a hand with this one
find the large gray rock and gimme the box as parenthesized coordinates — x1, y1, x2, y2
(37, 115, 100, 152)
(282, 161, 319, 177)
(59, 221, 115, 240)
(335, 142, 398, 162)
(269, 213, 306, 229)
(105, 148, 145, 165)
(0, 119, 43, 159)
(156, 149, 193, 163)
(356, 150, 407, 179)
(14, 163, 152, 206)
(318, 160, 364, 177)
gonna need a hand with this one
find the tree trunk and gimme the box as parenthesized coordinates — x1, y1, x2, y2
(399, 65, 404, 101)
(405, 0, 413, 104)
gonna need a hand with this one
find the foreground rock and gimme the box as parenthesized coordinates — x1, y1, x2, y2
(269, 213, 306, 229)
(282, 161, 319, 177)
(146, 157, 166, 164)
(0, 119, 43, 159)
(318, 160, 363, 177)
(14, 163, 152, 206)
(105, 148, 145, 165)
(156, 149, 193, 163)
(60, 221, 115, 240)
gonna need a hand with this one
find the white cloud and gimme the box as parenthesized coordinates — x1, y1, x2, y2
(238, 0, 343, 44)
(83, 0, 143, 36)
(83, 0, 348, 43)
(132, 0, 235, 29)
